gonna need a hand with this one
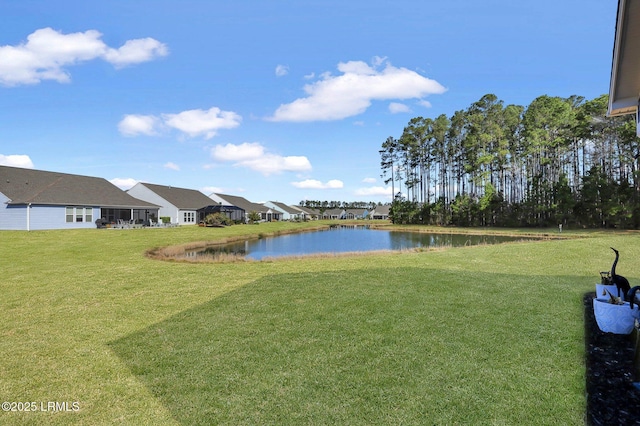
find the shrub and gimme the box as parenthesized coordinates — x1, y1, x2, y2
(204, 213, 232, 227)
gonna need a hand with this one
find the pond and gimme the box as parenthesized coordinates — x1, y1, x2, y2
(187, 225, 536, 261)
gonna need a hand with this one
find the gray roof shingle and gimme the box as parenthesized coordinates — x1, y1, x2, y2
(214, 193, 267, 213)
(268, 201, 300, 214)
(0, 166, 158, 208)
(137, 183, 214, 209)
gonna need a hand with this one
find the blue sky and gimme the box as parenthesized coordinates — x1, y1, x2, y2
(0, 1, 617, 205)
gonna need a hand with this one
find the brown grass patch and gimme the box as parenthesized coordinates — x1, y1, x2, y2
(145, 225, 329, 263)
(145, 223, 554, 264)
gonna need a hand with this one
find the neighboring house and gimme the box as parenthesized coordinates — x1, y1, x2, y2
(127, 182, 214, 225)
(322, 208, 345, 220)
(369, 205, 390, 220)
(289, 205, 320, 220)
(209, 193, 280, 222)
(263, 201, 303, 221)
(0, 165, 158, 231)
(343, 208, 368, 220)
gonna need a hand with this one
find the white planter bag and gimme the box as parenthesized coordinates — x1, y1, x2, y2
(595, 284, 624, 299)
(593, 298, 640, 334)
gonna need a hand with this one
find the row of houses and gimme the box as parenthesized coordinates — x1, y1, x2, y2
(0, 165, 389, 231)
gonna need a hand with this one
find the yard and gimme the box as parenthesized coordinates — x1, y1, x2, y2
(0, 222, 634, 424)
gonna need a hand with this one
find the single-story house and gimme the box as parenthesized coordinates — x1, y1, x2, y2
(0, 165, 159, 230)
(289, 205, 320, 220)
(263, 201, 303, 221)
(343, 208, 369, 220)
(322, 208, 345, 220)
(369, 205, 390, 220)
(209, 193, 280, 222)
(127, 182, 216, 225)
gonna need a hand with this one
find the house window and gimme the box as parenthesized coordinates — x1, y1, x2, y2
(66, 206, 92, 223)
(183, 211, 195, 223)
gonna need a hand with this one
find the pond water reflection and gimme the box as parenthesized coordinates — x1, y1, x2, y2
(188, 225, 534, 260)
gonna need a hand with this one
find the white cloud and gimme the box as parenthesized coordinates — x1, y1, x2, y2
(275, 64, 289, 77)
(389, 102, 411, 114)
(291, 179, 344, 189)
(119, 107, 241, 139)
(355, 186, 393, 197)
(418, 100, 433, 108)
(210, 142, 311, 176)
(212, 142, 265, 162)
(202, 185, 224, 195)
(362, 177, 377, 184)
(372, 55, 387, 67)
(268, 57, 446, 122)
(103, 38, 168, 69)
(118, 114, 160, 136)
(162, 107, 242, 139)
(163, 162, 180, 171)
(0, 154, 34, 168)
(0, 27, 167, 86)
(237, 154, 311, 175)
(110, 177, 138, 190)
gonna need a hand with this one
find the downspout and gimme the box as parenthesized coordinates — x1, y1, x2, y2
(27, 203, 31, 231)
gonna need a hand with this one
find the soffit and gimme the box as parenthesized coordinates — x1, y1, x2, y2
(610, 0, 640, 116)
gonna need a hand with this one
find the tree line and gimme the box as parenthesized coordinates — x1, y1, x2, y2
(380, 93, 640, 228)
(299, 200, 384, 210)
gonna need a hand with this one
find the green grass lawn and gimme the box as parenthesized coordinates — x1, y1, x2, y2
(0, 222, 636, 424)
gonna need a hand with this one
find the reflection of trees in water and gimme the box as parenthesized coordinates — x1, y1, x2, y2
(191, 228, 532, 260)
(388, 232, 511, 250)
(201, 243, 247, 256)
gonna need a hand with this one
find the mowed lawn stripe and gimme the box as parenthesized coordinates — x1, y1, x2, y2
(0, 224, 630, 424)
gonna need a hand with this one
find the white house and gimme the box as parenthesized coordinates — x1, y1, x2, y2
(289, 205, 320, 220)
(321, 208, 345, 220)
(369, 205, 390, 220)
(263, 201, 303, 220)
(343, 208, 369, 220)
(210, 193, 280, 222)
(127, 182, 215, 225)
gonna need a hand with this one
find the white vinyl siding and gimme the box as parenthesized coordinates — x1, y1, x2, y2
(183, 211, 196, 223)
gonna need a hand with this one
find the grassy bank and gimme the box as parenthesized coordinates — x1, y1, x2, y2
(1, 222, 637, 424)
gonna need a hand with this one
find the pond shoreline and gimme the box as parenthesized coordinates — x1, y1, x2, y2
(147, 223, 559, 263)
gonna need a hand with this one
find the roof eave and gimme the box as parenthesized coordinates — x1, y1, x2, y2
(6, 202, 160, 208)
(609, 0, 634, 117)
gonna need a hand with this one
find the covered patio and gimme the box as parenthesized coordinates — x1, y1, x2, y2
(99, 207, 160, 227)
(197, 205, 246, 223)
